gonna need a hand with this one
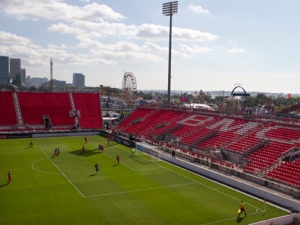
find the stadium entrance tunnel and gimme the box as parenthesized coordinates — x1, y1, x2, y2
(43, 115, 52, 129)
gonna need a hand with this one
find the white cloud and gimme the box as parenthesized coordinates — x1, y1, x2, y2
(227, 47, 247, 53)
(0, 31, 105, 66)
(74, 36, 164, 62)
(100, 50, 163, 62)
(142, 42, 168, 53)
(0, 1, 219, 79)
(173, 27, 217, 41)
(49, 22, 218, 42)
(47, 44, 67, 49)
(48, 23, 85, 35)
(0, 0, 125, 21)
(136, 24, 218, 41)
(0, 31, 31, 45)
(179, 44, 212, 57)
(189, 5, 210, 14)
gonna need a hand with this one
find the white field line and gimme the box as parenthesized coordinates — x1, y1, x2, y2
(31, 158, 59, 175)
(103, 151, 136, 171)
(39, 147, 85, 198)
(85, 181, 197, 198)
(200, 211, 261, 225)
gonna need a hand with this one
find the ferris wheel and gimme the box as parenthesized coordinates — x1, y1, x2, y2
(122, 72, 137, 104)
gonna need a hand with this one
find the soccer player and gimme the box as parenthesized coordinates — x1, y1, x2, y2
(57, 147, 60, 157)
(95, 163, 99, 174)
(106, 136, 111, 143)
(29, 139, 33, 148)
(238, 200, 247, 217)
(131, 148, 135, 156)
(116, 155, 120, 165)
(52, 148, 58, 157)
(7, 171, 12, 184)
(82, 146, 85, 154)
(84, 136, 87, 143)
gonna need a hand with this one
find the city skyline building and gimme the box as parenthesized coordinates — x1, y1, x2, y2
(26, 75, 31, 87)
(73, 73, 85, 88)
(0, 56, 9, 84)
(10, 58, 21, 81)
(21, 68, 26, 86)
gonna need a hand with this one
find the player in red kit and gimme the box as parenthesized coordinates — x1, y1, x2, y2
(7, 171, 12, 184)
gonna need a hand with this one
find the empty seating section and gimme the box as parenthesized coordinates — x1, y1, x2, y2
(180, 128, 213, 146)
(226, 133, 261, 153)
(170, 115, 218, 138)
(264, 158, 300, 187)
(0, 92, 17, 126)
(196, 131, 239, 149)
(18, 92, 74, 126)
(243, 141, 293, 173)
(264, 126, 300, 141)
(171, 124, 195, 137)
(117, 108, 155, 130)
(151, 121, 180, 136)
(72, 93, 102, 129)
(122, 109, 184, 136)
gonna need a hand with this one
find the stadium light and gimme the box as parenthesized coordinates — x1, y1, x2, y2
(162, 1, 178, 105)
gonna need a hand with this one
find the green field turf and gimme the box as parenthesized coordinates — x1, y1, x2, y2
(0, 135, 289, 225)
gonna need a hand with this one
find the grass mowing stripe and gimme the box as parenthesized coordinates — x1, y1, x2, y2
(39, 147, 85, 198)
(85, 181, 197, 198)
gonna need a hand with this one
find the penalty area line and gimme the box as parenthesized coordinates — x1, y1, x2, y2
(39, 147, 85, 198)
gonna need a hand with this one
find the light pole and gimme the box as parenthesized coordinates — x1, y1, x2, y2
(162, 1, 178, 105)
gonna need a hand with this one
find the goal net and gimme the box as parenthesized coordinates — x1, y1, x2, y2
(131, 147, 162, 164)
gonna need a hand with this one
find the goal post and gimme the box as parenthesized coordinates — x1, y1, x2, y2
(149, 148, 162, 163)
(133, 143, 162, 163)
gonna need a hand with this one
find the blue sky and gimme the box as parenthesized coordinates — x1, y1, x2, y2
(0, 0, 299, 94)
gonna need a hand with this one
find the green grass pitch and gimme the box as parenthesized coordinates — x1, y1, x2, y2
(0, 135, 289, 225)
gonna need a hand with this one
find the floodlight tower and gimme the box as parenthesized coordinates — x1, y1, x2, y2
(50, 59, 53, 92)
(162, 1, 178, 104)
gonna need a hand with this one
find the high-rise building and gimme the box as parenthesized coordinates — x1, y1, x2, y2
(10, 58, 21, 81)
(73, 73, 85, 87)
(21, 68, 26, 86)
(14, 74, 22, 87)
(26, 76, 31, 87)
(0, 56, 9, 84)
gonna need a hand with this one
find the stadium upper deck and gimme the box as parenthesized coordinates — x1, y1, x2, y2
(0, 91, 103, 132)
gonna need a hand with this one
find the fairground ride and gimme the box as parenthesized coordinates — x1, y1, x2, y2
(122, 72, 137, 105)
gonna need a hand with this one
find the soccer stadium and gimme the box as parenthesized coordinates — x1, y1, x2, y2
(0, 89, 300, 225)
